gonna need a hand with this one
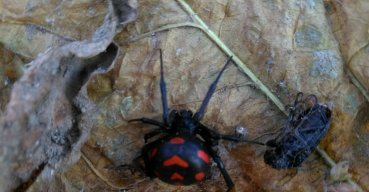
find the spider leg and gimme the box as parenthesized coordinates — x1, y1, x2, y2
(159, 49, 169, 125)
(141, 143, 155, 178)
(194, 56, 233, 121)
(128, 117, 166, 129)
(114, 155, 144, 175)
(197, 123, 221, 145)
(144, 128, 168, 143)
(220, 135, 265, 145)
(206, 145, 234, 192)
(197, 123, 265, 146)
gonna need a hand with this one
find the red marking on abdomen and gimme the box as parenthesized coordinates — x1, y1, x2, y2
(195, 172, 205, 181)
(197, 150, 210, 164)
(169, 137, 185, 144)
(170, 172, 184, 180)
(163, 155, 189, 168)
(150, 148, 157, 159)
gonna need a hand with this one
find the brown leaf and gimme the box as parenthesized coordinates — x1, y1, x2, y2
(59, 0, 366, 191)
(324, 1, 369, 97)
(0, 0, 136, 191)
(1, 0, 369, 191)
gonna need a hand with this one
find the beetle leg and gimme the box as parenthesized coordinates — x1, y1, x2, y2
(206, 146, 234, 192)
(304, 94, 318, 106)
(294, 92, 304, 106)
(128, 117, 167, 129)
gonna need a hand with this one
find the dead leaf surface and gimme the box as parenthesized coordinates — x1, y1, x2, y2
(324, 1, 369, 95)
(0, 0, 136, 191)
(0, 0, 369, 192)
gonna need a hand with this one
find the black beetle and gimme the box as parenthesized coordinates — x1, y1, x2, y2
(264, 92, 332, 169)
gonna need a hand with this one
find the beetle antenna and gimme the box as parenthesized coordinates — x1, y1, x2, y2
(194, 56, 233, 121)
(159, 49, 169, 125)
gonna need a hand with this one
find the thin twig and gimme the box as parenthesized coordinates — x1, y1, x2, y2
(81, 152, 129, 190)
(316, 147, 364, 192)
(346, 41, 369, 101)
(347, 69, 369, 101)
(175, 0, 287, 115)
(126, 22, 203, 42)
(315, 147, 335, 167)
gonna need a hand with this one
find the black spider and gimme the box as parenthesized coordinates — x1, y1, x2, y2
(129, 50, 263, 191)
(264, 92, 332, 169)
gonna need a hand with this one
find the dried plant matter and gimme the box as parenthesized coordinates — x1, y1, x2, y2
(0, 0, 369, 191)
(324, 0, 369, 100)
(0, 0, 136, 191)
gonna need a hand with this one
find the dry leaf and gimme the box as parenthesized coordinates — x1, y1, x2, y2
(1, 0, 369, 192)
(324, 1, 369, 93)
(0, 0, 136, 191)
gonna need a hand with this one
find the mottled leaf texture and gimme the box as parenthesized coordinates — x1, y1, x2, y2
(0, 0, 136, 191)
(0, 0, 369, 192)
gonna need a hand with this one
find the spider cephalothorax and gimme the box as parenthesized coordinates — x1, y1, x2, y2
(129, 50, 262, 191)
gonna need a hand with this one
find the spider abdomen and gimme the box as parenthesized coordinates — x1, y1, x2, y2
(144, 135, 211, 185)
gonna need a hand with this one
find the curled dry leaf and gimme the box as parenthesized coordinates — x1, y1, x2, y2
(0, 45, 27, 111)
(0, 0, 136, 191)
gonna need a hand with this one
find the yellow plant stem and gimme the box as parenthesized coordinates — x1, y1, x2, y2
(81, 153, 127, 190)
